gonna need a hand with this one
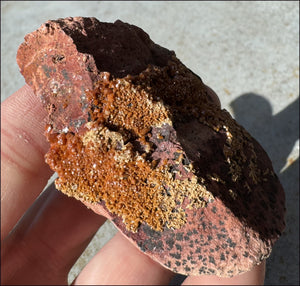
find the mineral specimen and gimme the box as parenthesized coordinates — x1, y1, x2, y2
(17, 17, 285, 277)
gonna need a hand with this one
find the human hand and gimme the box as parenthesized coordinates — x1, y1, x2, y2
(1, 85, 265, 285)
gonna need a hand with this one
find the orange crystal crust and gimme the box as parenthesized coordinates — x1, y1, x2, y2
(45, 59, 216, 232)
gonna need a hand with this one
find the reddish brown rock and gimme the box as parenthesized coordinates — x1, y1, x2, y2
(17, 17, 285, 277)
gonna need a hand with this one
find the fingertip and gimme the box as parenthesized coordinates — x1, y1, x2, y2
(204, 84, 221, 108)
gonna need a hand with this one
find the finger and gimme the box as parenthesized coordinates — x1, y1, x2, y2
(1, 85, 53, 240)
(182, 261, 266, 285)
(204, 84, 221, 108)
(73, 231, 175, 285)
(1, 183, 106, 285)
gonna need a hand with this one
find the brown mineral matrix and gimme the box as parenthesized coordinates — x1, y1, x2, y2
(17, 17, 285, 277)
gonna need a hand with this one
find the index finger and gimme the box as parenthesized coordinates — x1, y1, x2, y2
(1, 85, 53, 240)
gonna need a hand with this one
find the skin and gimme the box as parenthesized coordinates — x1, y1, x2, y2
(1, 84, 266, 285)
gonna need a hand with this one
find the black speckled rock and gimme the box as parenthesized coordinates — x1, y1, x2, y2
(17, 17, 285, 277)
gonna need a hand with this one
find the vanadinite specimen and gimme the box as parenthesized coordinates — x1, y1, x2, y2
(17, 17, 285, 277)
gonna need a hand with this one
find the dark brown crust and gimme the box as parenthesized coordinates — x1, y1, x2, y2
(17, 17, 285, 277)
